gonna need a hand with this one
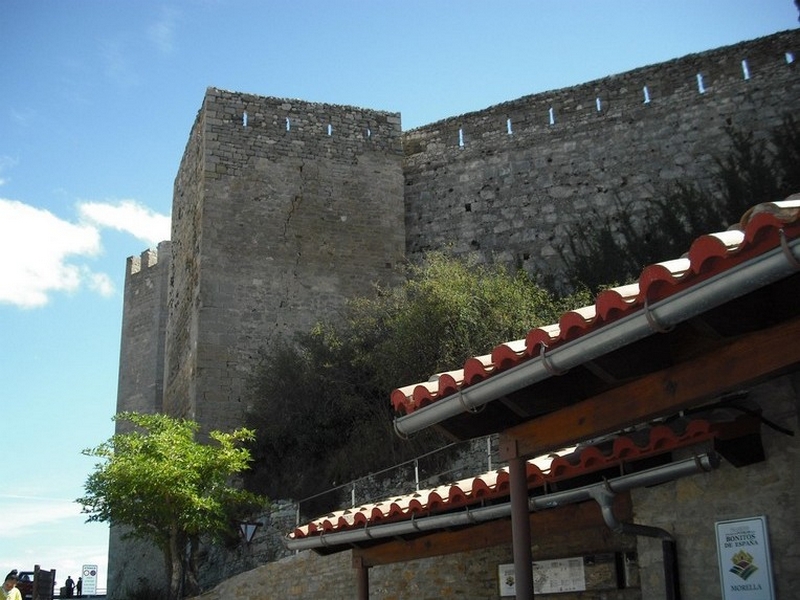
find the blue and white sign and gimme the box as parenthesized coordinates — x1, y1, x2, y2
(715, 516, 775, 600)
(81, 565, 98, 596)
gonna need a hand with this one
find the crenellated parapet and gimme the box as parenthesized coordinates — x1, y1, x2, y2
(403, 30, 798, 154)
(199, 88, 403, 179)
(125, 243, 166, 277)
(402, 29, 800, 282)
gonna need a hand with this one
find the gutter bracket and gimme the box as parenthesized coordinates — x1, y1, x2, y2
(779, 229, 800, 270)
(644, 296, 674, 333)
(540, 343, 567, 376)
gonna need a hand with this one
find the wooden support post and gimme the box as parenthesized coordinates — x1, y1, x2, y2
(354, 554, 370, 600)
(509, 452, 534, 599)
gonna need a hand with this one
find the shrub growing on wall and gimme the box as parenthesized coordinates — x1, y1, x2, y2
(560, 116, 800, 293)
(244, 253, 589, 506)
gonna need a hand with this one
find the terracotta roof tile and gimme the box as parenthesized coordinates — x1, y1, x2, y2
(289, 416, 743, 541)
(391, 198, 800, 416)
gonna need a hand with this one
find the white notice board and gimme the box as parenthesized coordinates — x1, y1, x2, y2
(499, 557, 586, 596)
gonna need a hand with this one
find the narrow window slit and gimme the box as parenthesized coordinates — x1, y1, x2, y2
(366, 128, 372, 139)
(786, 52, 795, 64)
(506, 118, 513, 135)
(696, 73, 706, 94)
(741, 59, 751, 80)
(643, 86, 651, 104)
(285, 117, 291, 132)
(596, 97, 602, 112)
(458, 127, 465, 148)
(327, 123, 332, 136)
(548, 107, 555, 125)
(242, 111, 248, 127)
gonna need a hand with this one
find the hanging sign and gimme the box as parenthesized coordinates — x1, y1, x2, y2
(715, 516, 775, 600)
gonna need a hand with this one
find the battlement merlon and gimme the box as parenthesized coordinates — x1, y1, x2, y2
(402, 28, 799, 152)
(125, 241, 172, 277)
(200, 86, 403, 154)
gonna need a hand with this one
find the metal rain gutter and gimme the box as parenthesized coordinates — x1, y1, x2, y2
(284, 453, 719, 552)
(394, 235, 800, 437)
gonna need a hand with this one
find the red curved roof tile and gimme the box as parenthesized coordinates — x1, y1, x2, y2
(289, 416, 738, 540)
(390, 199, 800, 416)
(490, 339, 527, 370)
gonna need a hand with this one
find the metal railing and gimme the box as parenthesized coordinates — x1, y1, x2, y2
(295, 435, 502, 525)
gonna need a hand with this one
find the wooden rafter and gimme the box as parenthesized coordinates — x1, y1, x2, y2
(500, 315, 800, 461)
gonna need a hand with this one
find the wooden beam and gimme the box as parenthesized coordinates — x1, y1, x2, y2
(500, 315, 800, 461)
(353, 494, 632, 567)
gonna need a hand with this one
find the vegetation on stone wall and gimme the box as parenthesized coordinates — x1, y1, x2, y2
(559, 116, 800, 293)
(244, 117, 800, 516)
(244, 254, 590, 505)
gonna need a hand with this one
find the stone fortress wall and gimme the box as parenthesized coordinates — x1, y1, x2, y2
(403, 29, 798, 284)
(162, 90, 407, 434)
(116, 242, 172, 420)
(112, 29, 800, 599)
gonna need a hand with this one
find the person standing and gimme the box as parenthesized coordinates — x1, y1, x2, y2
(64, 575, 75, 598)
(75, 577, 83, 598)
(2, 571, 22, 600)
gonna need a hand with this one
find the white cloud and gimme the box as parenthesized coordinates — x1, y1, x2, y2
(99, 37, 139, 88)
(0, 495, 83, 538)
(0, 198, 170, 309)
(0, 155, 19, 185)
(148, 7, 181, 54)
(86, 270, 116, 297)
(78, 199, 171, 247)
(0, 495, 109, 590)
(0, 199, 103, 309)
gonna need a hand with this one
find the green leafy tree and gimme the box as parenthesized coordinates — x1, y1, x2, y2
(245, 253, 589, 507)
(78, 412, 265, 600)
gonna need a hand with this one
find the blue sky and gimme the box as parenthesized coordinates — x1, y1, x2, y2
(1, 0, 796, 592)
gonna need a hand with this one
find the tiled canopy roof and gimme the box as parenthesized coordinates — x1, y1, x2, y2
(391, 198, 800, 417)
(289, 414, 755, 542)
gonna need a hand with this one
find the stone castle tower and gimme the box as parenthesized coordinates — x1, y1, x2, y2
(161, 91, 406, 433)
(110, 29, 799, 597)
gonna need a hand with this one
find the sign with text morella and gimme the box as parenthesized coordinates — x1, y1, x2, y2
(715, 516, 774, 600)
(81, 565, 98, 596)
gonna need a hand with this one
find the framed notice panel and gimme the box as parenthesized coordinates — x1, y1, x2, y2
(715, 516, 775, 600)
(499, 557, 586, 596)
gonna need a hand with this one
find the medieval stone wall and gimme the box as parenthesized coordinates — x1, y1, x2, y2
(403, 30, 799, 286)
(191, 525, 639, 600)
(163, 89, 406, 433)
(116, 242, 171, 420)
(112, 28, 800, 599)
(110, 242, 172, 596)
(162, 107, 205, 422)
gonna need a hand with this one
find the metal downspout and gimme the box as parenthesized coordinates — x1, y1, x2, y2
(589, 454, 720, 600)
(394, 235, 800, 437)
